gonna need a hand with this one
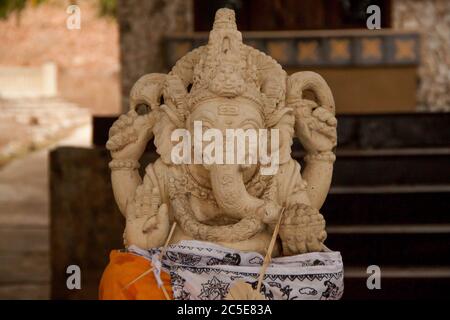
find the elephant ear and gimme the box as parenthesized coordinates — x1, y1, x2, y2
(153, 112, 178, 164)
(286, 71, 335, 141)
(128, 73, 185, 164)
(129, 73, 167, 111)
(156, 75, 189, 164)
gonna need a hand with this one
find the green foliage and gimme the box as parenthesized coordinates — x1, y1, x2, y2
(0, 0, 26, 19)
(98, 0, 116, 18)
(0, 0, 117, 20)
(0, 0, 46, 20)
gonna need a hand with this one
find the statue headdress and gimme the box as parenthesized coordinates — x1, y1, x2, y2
(168, 8, 290, 126)
(127, 8, 336, 164)
(111, 8, 336, 219)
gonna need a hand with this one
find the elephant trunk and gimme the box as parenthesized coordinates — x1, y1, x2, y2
(209, 164, 278, 221)
(169, 164, 282, 242)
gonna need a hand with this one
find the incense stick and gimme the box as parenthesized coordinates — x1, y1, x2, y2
(256, 207, 285, 293)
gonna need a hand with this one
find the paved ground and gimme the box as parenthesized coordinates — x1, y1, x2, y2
(0, 124, 91, 299)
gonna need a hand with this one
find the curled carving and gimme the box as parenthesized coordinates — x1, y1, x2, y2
(286, 71, 335, 114)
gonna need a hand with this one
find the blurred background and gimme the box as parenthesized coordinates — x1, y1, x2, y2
(0, 0, 449, 300)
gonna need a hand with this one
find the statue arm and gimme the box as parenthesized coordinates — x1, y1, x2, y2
(287, 71, 337, 210)
(107, 72, 174, 216)
(107, 72, 187, 248)
(276, 160, 328, 255)
(107, 109, 156, 216)
(301, 156, 334, 210)
(111, 169, 142, 216)
(277, 151, 333, 211)
(276, 158, 333, 210)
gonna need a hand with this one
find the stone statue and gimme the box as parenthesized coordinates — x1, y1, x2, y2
(106, 8, 337, 258)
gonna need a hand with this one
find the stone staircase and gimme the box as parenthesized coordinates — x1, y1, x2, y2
(0, 97, 90, 165)
(312, 114, 450, 300)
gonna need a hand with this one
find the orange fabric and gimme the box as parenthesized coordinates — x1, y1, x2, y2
(99, 250, 173, 300)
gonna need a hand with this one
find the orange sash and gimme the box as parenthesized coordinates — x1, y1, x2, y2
(99, 250, 173, 300)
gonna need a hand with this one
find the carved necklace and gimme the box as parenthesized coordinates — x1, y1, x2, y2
(166, 165, 279, 242)
(168, 165, 273, 203)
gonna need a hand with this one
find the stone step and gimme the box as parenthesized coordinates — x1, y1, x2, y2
(93, 113, 450, 149)
(326, 224, 450, 266)
(335, 113, 450, 149)
(343, 266, 450, 300)
(0, 226, 50, 299)
(324, 185, 450, 225)
(0, 97, 79, 107)
(0, 105, 87, 114)
(329, 148, 450, 186)
(139, 147, 449, 186)
(0, 226, 48, 253)
(93, 115, 450, 186)
(0, 284, 49, 300)
(0, 252, 50, 285)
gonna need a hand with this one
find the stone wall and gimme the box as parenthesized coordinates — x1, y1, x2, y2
(117, 0, 193, 112)
(393, 0, 450, 111)
(117, 0, 449, 112)
(0, 1, 121, 115)
(0, 63, 57, 98)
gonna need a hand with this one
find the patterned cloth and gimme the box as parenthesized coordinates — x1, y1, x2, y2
(128, 240, 344, 300)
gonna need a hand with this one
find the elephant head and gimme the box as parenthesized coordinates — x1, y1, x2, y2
(112, 8, 335, 245)
(125, 70, 286, 242)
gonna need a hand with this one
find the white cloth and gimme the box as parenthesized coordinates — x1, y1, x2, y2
(128, 240, 344, 300)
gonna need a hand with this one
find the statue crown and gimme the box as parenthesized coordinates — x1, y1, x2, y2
(212, 8, 237, 30)
(167, 8, 289, 126)
(188, 8, 265, 112)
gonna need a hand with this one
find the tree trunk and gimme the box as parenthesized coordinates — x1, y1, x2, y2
(117, 0, 193, 112)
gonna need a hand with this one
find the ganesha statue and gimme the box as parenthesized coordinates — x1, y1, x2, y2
(100, 8, 342, 300)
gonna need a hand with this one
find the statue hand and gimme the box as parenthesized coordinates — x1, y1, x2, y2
(106, 109, 156, 160)
(295, 103, 337, 153)
(141, 203, 170, 248)
(279, 203, 327, 255)
(124, 188, 170, 249)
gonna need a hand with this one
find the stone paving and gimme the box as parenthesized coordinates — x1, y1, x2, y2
(0, 124, 91, 299)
